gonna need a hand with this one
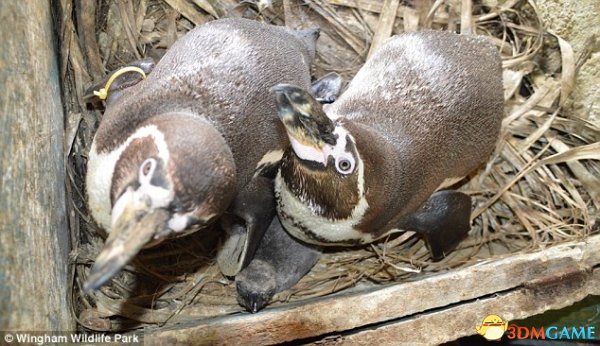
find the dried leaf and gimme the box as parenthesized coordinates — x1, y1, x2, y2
(367, 0, 400, 59)
(549, 31, 576, 107)
(539, 142, 600, 166)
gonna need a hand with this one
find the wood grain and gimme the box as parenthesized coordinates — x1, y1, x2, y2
(333, 269, 600, 345)
(0, 0, 71, 331)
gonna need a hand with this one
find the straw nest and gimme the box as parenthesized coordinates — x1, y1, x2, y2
(59, 0, 599, 332)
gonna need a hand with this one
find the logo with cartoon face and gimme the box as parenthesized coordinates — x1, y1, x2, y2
(476, 314, 509, 341)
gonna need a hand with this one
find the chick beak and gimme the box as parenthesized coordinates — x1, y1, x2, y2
(83, 199, 169, 293)
(272, 83, 336, 149)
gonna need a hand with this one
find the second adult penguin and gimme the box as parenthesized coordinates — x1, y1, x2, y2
(237, 30, 504, 311)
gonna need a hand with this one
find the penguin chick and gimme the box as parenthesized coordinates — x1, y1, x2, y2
(273, 31, 503, 252)
(235, 218, 320, 313)
(84, 18, 326, 292)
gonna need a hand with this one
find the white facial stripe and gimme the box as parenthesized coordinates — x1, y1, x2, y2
(87, 125, 170, 232)
(287, 124, 356, 168)
(137, 177, 173, 209)
(288, 136, 327, 164)
(323, 126, 356, 174)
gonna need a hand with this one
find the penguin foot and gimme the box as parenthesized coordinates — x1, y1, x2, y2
(235, 218, 321, 313)
(404, 190, 472, 260)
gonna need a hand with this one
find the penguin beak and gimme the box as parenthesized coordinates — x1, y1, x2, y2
(272, 84, 336, 148)
(83, 196, 169, 293)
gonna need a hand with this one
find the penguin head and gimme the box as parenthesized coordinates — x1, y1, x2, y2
(272, 84, 366, 221)
(85, 112, 236, 292)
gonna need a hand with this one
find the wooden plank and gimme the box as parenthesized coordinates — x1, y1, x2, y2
(0, 0, 72, 331)
(331, 269, 600, 345)
(367, 0, 400, 59)
(144, 235, 600, 345)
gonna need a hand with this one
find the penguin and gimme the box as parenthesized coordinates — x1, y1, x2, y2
(236, 30, 504, 311)
(83, 18, 341, 292)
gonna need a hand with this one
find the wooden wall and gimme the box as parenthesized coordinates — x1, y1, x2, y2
(0, 0, 72, 331)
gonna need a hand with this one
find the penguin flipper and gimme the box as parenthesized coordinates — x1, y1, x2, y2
(217, 175, 276, 276)
(310, 72, 343, 104)
(236, 217, 321, 313)
(404, 190, 472, 260)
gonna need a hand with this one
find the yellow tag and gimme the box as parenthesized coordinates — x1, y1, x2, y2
(93, 66, 147, 100)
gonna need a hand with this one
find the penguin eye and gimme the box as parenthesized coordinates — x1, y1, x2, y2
(140, 158, 156, 179)
(142, 161, 152, 176)
(336, 157, 355, 174)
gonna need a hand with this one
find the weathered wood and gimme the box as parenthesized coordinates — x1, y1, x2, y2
(332, 269, 600, 345)
(0, 0, 71, 331)
(144, 235, 600, 345)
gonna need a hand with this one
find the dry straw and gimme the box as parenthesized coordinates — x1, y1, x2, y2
(59, 0, 599, 331)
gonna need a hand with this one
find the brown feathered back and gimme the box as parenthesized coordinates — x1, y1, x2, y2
(94, 18, 317, 190)
(328, 31, 504, 233)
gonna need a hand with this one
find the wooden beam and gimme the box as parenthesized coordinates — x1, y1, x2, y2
(143, 235, 600, 345)
(335, 269, 600, 345)
(0, 0, 72, 331)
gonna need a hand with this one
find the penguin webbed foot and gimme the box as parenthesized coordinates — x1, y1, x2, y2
(236, 218, 321, 313)
(217, 175, 276, 277)
(404, 190, 472, 260)
(310, 72, 343, 104)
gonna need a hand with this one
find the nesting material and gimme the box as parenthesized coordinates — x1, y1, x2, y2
(59, 0, 599, 332)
